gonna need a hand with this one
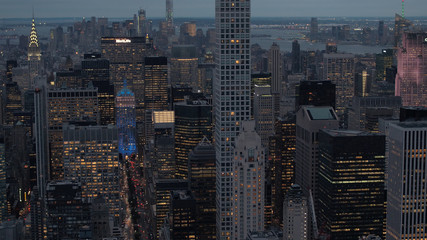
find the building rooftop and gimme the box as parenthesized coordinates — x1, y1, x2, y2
(247, 230, 282, 240)
(396, 121, 427, 129)
(306, 106, 337, 120)
(321, 129, 382, 137)
(172, 190, 194, 201)
(117, 80, 134, 97)
(153, 111, 175, 124)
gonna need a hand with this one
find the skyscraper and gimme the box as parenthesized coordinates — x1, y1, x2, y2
(232, 121, 265, 239)
(175, 99, 212, 179)
(318, 129, 385, 239)
(268, 43, 282, 94)
(214, 0, 252, 238)
(91, 196, 112, 240)
(34, 83, 49, 199)
(115, 81, 137, 156)
(283, 184, 308, 240)
(375, 49, 393, 82)
(101, 37, 147, 122)
(253, 85, 274, 147)
(137, 9, 147, 37)
(394, 14, 412, 48)
(179, 22, 197, 43)
(197, 58, 215, 96)
(47, 87, 99, 180)
(148, 179, 189, 239)
(268, 43, 282, 117)
(166, 0, 174, 35)
(291, 40, 301, 74)
(310, 18, 318, 41)
(62, 123, 121, 224)
(188, 138, 216, 239)
(251, 73, 272, 117)
(395, 32, 427, 107)
(144, 56, 169, 146)
(28, 16, 41, 88)
(4, 81, 23, 125)
(148, 110, 175, 179)
(170, 190, 197, 240)
(170, 46, 198, 89)
(144, 56, 169, 111)
(322, 53, 355, 118)
(378, 21, 384, 44)
(347, 96, 401, 132)
(6, 60, 17, 82)
(295, 80, 336, 111)
(387, 120, 427, 239)
(46, 181, 91, 239)
(81, 53, 115, 125)
(295, 106, 339, 202)
(268, 114, 296, 226)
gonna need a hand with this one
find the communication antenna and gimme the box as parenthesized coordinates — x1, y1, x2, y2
(402, 0, 405, 18)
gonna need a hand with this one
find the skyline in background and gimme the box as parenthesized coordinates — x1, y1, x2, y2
(1, 0, 427, 19)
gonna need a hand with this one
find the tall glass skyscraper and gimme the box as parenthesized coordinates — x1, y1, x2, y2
(387, 120, 427, 239)
(28, 16, 41, 88)
(395, 32, 427, 107)
(175, 100, 212, 179)
(166, 0, 174, 35)
(214, 0, 252, 238)
(116, 81, 136, 156)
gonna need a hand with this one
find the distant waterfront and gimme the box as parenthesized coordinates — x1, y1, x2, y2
(251, 28, 392, 54)
(1, 17, 393, 54)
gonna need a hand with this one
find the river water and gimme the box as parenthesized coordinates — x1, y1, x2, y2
(1, 23, 391, 55)
(251, 28, 391, 54)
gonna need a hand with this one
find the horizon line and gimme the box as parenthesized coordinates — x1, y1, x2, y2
(2, 15, 427, 20)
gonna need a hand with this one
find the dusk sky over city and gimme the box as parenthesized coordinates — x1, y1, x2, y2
(1, 0, 427, 18)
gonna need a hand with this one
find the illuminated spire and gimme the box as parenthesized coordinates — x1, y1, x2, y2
(402, 0, 405, 18)
(29, 10, 39, 48)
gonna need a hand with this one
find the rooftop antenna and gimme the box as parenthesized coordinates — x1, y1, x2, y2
(402, 0, 405, 18)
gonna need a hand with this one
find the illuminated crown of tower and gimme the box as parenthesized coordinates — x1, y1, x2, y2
(29, 9, 39, 48)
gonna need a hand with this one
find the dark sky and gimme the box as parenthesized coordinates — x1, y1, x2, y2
(1, 0, 427, 19)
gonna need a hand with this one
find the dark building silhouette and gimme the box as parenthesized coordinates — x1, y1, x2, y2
(376, 49, 393, 82)
(399, 106, 427, 122)
(310, 18, 318, 41)
(317, 129, 385, 240)
(144, 57, 169, 112)
(82, 53, 115, 125)
(188, 139, 216, 239)
(6, 60, 17, 82)
(378, 20, 384, 44)
(291, 40, 301, 73)
(295, 80, 336, 110)
(55, 70, 83, 88)
(268, 113, 296, 227)
(46, 181, 91, 240)
(148, 179, 189, 239)
(91, 196, 112, 240)
(170, 85, 193, 110)
(4, 81, 22, 125)
(170, 190, 197, 240)
(175, 99, 212, 179)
